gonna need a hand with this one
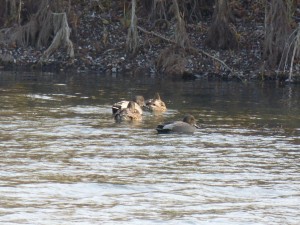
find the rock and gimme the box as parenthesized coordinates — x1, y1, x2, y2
(0, 53, 14, 63)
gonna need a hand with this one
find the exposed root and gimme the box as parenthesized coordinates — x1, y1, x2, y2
(40, 12, 74, 61)
(1, 0, 74, 62)
(10, 0, 51, 48)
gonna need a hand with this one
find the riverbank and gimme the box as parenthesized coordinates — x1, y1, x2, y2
(0, 2, 299, 83)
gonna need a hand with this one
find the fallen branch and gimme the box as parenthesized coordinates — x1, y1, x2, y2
(102, 47, 123, 55)
(137, 26, 174, 43)
(198, 49, 232, 72)
(137, 25, 233, 73)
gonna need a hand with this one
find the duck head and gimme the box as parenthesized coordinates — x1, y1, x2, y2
(183, 114, 200, 129)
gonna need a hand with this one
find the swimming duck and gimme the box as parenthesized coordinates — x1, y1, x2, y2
(112, 95, 145, 115)
(114, 101, 142, 122)
(156, 114, 199, 134)
(145, 93, 167, 112)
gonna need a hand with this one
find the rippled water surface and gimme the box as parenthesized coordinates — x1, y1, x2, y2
(0, 72, 299, 225)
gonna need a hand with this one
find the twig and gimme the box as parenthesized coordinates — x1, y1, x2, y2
(102, 47, 122, 55)
(197, 49, 233, 72)
(137, 26, 175, 43)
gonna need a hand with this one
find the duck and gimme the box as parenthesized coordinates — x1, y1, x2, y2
(112, 95, 145, 115)
(145, 93, 167, 112)
(156, 114, 199, 134)
(114, 101, 142, 122)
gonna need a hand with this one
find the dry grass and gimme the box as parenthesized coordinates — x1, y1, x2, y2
(278, 25, 300, 81)
(206, 0, 238, 50)
(156, 46, 187, 76)
(263, 0, 291, 69)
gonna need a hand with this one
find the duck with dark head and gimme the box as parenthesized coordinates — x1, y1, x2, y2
(156, 114, 200, 134)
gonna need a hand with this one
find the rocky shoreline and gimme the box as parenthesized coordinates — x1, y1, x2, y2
(0, 3, 299, 83)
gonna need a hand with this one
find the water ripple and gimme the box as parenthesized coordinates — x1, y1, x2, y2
(1, 79, 299, 225)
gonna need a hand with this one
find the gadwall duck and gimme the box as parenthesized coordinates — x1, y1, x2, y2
(112, 95, 145, 115)
(145, 93, 167, 112)
(114, 101, 142, 122)
(156, 114, 199, 134)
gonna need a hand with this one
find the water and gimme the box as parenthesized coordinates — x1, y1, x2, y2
(0, 71, 299, 225)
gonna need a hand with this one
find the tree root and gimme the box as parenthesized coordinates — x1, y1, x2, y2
(39, 12, 74, 62)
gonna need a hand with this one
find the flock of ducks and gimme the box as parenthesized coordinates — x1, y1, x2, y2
(112, 93, 199, 134)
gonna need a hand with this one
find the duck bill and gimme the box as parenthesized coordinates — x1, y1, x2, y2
(142, 105, 150, 111)
(194, 124, 200, 129)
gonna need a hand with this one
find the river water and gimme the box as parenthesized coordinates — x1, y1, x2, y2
(0, 71, 299, 225)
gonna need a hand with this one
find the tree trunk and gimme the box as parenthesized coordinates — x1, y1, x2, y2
(40, 12, 74, 61)
(9, 0, 54, 47)
(206, 0, 238, 50)
(126, 0, 139, 54)
(0, 0, 21, 26)
(172, 0, 190, 48)
(263, 0, 291, 69)
(2, 0, 74, 60)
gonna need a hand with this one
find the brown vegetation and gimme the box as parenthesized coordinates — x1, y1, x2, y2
(263, 0, 291, 69)
(156, 46, 187, 76)
(206, 0, 238, 50)
(0, 0, 299, 82)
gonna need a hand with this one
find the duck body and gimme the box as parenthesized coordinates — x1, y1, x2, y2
(114, 101, 142, 122)
(112, 96, 145, 115)
(112, 100, 130, 114)
(156, 115, 199, 134)
(145, 93, 167, 112)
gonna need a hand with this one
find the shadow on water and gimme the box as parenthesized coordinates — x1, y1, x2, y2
(0, 71, 300, 224)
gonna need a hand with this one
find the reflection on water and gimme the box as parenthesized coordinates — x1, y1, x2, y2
(0, 71, 299, 225)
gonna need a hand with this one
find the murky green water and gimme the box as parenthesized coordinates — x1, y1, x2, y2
(0, 71, 299, 225)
